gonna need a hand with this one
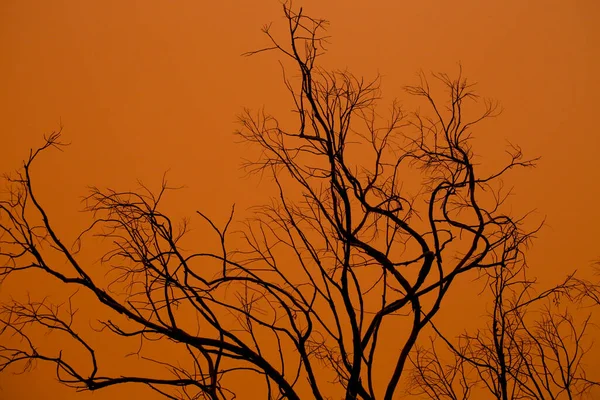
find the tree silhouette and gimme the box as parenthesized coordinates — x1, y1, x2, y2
(1, 3, 586, 399)
(408, 264, 599, 399)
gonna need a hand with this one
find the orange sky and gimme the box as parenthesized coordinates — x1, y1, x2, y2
(1, 1, 599, 399)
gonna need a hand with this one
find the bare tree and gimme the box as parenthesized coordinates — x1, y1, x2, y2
(409, 263, 600, 400)
(1, 3, 543, 399)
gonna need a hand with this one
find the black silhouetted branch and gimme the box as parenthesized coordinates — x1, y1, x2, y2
(408, 337, 474, 400)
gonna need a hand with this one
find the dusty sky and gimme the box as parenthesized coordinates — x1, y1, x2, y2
(1, 1, 599, 399)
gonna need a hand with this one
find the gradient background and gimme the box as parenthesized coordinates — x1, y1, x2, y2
(1, 1, 599, 399)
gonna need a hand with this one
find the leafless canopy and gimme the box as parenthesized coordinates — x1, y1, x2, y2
(0, 3, 552, 400)
(409, 264, 600, 400)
